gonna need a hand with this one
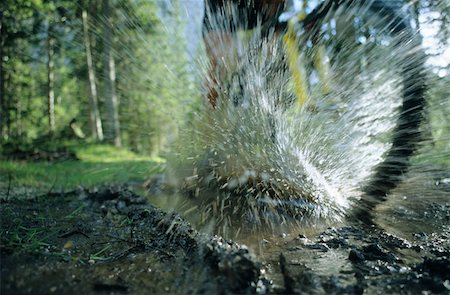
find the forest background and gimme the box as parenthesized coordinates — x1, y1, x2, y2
(0, 0, 448, 190)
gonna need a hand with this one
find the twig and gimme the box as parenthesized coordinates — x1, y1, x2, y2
(47, 174, 58, 195)
(106, 233, 130, 243)
(58, 229, 90, 239)
(6, 173, 12, 199)
(279, 253, 296, 294)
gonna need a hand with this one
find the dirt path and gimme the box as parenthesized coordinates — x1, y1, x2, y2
(1, 186, 449, 294)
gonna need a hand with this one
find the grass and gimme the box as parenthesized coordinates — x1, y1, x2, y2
(1, 226, 52, 254)
(0, 143, 165, 194)
(0, 143, 164, 269)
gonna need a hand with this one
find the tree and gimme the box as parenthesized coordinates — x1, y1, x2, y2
(102, 0, 121, 147)
(47, 19, 56, 135)
(113, 0, 196, 154)
(82, 6, 103, 141)
(0, 10, 5, 139)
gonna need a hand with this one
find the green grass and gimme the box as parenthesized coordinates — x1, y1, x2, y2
(1, 225, 53, 254)
(0, 144, 165, 193)
(413, 149, 450, 168)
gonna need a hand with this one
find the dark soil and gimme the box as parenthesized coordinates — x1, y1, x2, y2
(0, 141, 78, 162)
(3, 148, 78, 161)
(1, 187, 268, 295)
(1, 186, 449, 294)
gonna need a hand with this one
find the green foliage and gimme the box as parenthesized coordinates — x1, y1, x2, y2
(1, 0, 447, 161)
(74, 144, 164, 163)
(0, 225, 53, 254)
(113, 0, 197, 154)
(1, 0, 198, 156)
(428, 76, 450, 152)
(0, 144, 164, 192)
(1, 0, 88, 142)
(413, 73, 450, 167)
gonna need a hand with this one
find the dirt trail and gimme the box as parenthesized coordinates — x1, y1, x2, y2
(1, 186, 449, 294)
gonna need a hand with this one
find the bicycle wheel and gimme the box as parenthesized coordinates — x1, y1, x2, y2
(176, 0, 426, 233)
(295, 0, 427, 214)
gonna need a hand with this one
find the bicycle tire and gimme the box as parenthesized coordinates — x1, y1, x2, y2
(180, 0, 428, 232)
(301, 0, 427, 211)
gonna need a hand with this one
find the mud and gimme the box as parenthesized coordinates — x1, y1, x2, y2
(1, 186, 449, 294)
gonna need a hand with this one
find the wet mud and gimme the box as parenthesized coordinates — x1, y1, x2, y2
(1, 186, 449, 294)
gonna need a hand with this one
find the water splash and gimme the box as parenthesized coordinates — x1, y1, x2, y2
(161, 1, 446, 237)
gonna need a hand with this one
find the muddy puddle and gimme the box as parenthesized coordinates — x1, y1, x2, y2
(1, 173, 449, 294)
(144, 168, 449, 294)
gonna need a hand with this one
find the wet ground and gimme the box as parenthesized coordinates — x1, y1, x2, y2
(1, 181, 449, 294)
(1, 186, 266, 294)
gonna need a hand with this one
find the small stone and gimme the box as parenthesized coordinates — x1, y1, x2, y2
(307, 243, 330, 252)
(443, 280, 450, 290)
(349, 249, 365, 262)
(116, 200, 127, 210)
(296, 237, 309, 245)
(63, 240, 73, 250)
(362, 244, 397, 263)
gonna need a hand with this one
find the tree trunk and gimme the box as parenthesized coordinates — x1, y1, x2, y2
(15, 96, 21, 138)
(0, 11, 5, 139)
(102, 0, 121, 147)
(47, 22, 56, 135)
(82, 9, 104, 141)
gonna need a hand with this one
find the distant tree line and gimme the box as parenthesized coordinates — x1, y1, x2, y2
(0, 0, 448, 156)
(0, 0, 196, 155)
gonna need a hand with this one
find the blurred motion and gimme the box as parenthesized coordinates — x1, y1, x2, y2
(1, 1, 449, 294)
(167, 0, 448, 237)
(0, 0, 449, 238)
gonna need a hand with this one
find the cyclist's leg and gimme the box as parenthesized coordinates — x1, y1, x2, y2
(202, 0, 286, 107)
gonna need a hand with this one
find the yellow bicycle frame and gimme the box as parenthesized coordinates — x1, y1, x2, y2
(283, 0, 331, 108)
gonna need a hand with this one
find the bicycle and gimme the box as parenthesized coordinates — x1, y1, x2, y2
(281, 0, 426, 214)
(189, 0, 426, 227)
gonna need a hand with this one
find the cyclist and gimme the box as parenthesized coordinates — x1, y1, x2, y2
(200, 0, 426, 219)
(202, 0, 287, 107)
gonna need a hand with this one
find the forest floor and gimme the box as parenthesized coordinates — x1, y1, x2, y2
(1, 185, 449, 294)
(1, 144, 449, 294)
